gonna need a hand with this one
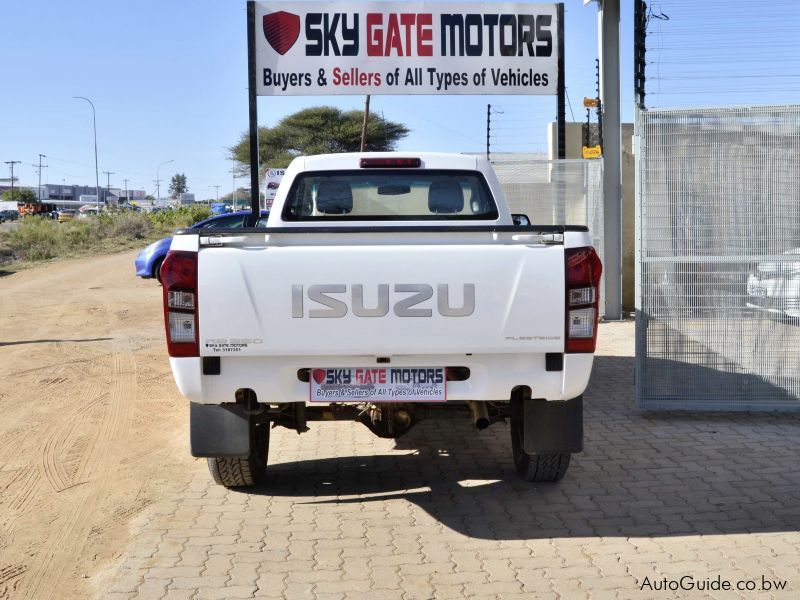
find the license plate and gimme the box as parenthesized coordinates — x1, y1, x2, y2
(309, 367, 446, 403)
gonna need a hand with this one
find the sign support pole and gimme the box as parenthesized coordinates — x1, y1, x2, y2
(247, 1, 261, 224)
(557, 3, 565, 160)
(554, 4, 566, 224)
(600, 0, 621, 319)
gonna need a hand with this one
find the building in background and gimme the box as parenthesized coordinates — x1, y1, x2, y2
(0, 183, 148, 208)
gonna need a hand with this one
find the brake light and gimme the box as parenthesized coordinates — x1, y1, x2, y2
(359, 157, 421, 168)
(565, 247, 602, 353)
(161, 250, 199, 357)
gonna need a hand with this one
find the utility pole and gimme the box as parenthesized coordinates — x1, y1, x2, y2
(486, 104, 491, 161)
(596, 58, 604, 150)
(214, 185, 220, 202)
(360, 95, 371, 152)
(37, 154, 47, 202)
(231, 158, 237, 211)
(102, 171, 115, 205)
(124, 178, 129, 203)
(4, 161, 21, 201)
(155, 159, 174, 205)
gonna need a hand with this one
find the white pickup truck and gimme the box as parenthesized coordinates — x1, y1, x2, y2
(161, 152, 602, 487)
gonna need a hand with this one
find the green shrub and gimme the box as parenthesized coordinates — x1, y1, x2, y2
(61, 218, 102, 249)
(112, 212, 153, 239)
(2, 205, 214, 265)
(147, 205, 211, 231)
(7, 217, 61, 261)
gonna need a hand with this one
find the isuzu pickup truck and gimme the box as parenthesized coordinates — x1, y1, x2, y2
(161, 152, 602, 487)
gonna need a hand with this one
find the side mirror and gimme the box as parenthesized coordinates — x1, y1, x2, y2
(512, 213, 530, 227)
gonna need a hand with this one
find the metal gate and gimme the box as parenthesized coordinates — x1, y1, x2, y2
(636, 106, 800, 410)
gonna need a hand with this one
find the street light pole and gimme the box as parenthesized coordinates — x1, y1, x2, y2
(124, 178, 129, 204)
(73, 97, 100, 210)
(155, 159, 174, 205)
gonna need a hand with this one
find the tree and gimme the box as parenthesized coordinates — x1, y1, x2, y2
(1, 188, 38, 203)
(218, 187, 250, 204)
(169, 173, 188, 199)
(228, 106, 410, 173)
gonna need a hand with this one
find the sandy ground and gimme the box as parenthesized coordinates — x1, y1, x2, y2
(0, 252, 193, 599)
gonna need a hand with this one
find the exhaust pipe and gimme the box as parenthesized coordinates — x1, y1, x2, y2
(469, 401, 490, 430)
(393, 409, 412, 428)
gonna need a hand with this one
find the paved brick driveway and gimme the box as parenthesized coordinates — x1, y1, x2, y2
(101, 322, 800, 599)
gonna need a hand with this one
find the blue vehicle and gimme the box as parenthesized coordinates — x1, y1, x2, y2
(135, 210, 269, 282)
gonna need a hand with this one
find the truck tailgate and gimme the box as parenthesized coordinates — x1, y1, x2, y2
(197, 244, 565, 357)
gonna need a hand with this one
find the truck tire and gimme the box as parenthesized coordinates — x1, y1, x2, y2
(509, 399, 571, 482)
(207, 417, 269, 487)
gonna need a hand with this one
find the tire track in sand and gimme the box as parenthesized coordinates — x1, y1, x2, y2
(20, 339, 137, 600)
(0, 253, 168, 600)
(39, 386, 106, 493)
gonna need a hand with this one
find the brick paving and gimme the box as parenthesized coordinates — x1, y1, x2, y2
(100, 322, 800, 599)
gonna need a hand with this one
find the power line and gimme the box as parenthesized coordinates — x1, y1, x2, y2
(565, 89, 576, 122)
(642, 0, 800, 106)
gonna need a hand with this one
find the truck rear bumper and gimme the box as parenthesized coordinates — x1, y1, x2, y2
(170, 353, 594, 405)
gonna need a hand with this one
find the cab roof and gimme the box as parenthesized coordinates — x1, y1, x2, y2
(294, 152, 486, 172)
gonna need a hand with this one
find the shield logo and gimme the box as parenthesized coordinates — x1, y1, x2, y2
(263, 11, 300, 55)
(312, 369, 327, 384)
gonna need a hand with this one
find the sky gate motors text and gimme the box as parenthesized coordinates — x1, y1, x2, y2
(318, 369, 445, 385)
(303, 12, 553, 57)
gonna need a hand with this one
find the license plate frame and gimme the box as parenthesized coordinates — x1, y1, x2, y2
(309, 367, 446, 403)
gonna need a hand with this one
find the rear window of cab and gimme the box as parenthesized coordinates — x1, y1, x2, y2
(281, 170, 499, 221)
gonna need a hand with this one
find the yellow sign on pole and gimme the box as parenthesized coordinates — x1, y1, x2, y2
(583, 97, 600, 108)
(582, 145, 602, 159)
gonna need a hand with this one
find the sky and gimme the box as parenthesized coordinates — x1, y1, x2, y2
(2, 1, 632, 199)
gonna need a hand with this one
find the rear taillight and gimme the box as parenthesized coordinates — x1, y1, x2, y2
(161, 250, 198, 357)
(565, 247, 602, 353)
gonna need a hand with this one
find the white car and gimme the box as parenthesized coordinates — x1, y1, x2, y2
(160, 152, 603, 487)
(746, 248, 800, 319)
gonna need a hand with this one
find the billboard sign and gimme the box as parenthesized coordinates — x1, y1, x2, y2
(253, 2, 559, 96)
(264, 167, 285, 208)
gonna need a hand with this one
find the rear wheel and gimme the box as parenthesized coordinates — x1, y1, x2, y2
(207, 415, 269, 487)
(510, 398, 571, 482)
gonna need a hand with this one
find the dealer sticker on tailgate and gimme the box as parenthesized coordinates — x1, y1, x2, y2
(310, 368, 446, 403)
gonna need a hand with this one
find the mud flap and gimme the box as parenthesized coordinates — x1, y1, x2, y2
(190, 402, 250, 457)
(522, 395, 583, 454)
